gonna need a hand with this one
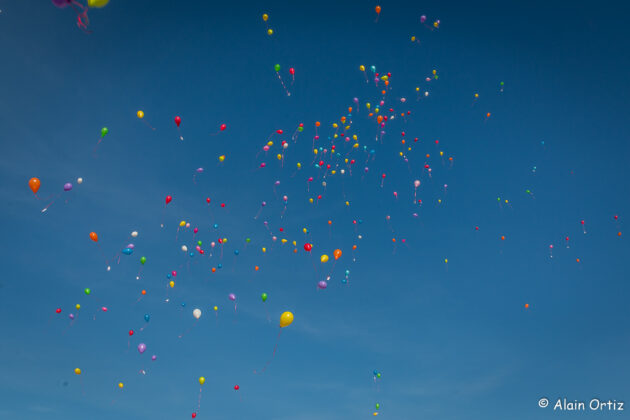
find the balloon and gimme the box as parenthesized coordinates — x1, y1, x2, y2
(84, 288, 91, 295)
(289, 67, 295, 75)
(101, 127, 108, 137)
(267, 29, 273, 36)
(144, 314, 150, 322)
(74, 368, 81, 375)
(174, 116, 181, 127)
(279, 311, 294, 328)
(220, 123, 227, 131)
(52, 0, 72, 8)
(63, 183, 73, 191)
(420, 15, 426, 23)
(137, 110, 144, 119)
(193, 308, 201, 319)
(88, 0, 109, 8)
(375, 5, 381, 14)
(228, 293, 236, 301)
(28, 177, 41, 194)
(303, 243, 312, 252)
(234, 385, 240, 390)
(261, 293, 268, 302)
(320, 254, 329, 263)
(140, 256, 146, 265)
(138, 343, 146, 354)
(77, 177, 83, 184)
(333, 249, 342, 260)
(317, 281, 327, 289)
(165, 195, 172, 204)
(274, 64, 281, 72)
(199, 376, 205, 385)
(359, 65, 365, 72)
(131, 231, 138, 237)
(262, 13, 268, 21)
(118, 382, 124, 389)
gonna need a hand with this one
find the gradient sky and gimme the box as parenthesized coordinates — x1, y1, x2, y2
(1, 1, 629, 419)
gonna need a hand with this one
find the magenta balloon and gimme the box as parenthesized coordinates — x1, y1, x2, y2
(228, 293, 236, 301)
(420, 15, 427, 23)
(51, 0, 71, 8)
(317, 281, 328, 289)
(63, 183, 73, 191)
(138, 343, 146, 354)
(151, 355, 157, 361)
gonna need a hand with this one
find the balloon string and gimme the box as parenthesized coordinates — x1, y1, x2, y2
(253, 329, 282, 375)
(197, 386, 203, 411)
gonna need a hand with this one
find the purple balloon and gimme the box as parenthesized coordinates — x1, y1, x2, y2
(69, 313, 75, 320)
(151, 355, 157, 361)
(353, 97, 359, 104)
(63, 183, 73, 191)
(127, 243, 135, 249)
(196, 167, 204, 173)
(138, 343, 146, 354)
(228, 293, 236, 301)
(317, 281, 328, 289)
(420, 15, 427, 23)
(52, 0, 72, 8)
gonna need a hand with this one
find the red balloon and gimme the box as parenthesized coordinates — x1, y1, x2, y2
(206, 197, 211, 203)
(303, 243, 312, 252)
(234, 385, 240, 390)
(165, 195, 172, 204)
(129, 330, 134, 336)
(220, 124, 227, 131)
(289, 67, 295, 75)
(55, 308, 62, 314)
(192, 413, 197, 419)
(174, 116, 181, 127)
(276, 129, 283, 134)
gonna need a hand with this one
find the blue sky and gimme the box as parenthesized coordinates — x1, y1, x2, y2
(0, 1, 629, 419)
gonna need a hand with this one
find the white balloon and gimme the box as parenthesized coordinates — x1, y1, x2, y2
(181, 245, 188, 252)
(131, 231, 138, 238)
(77, 177, 83, 184)
(193, 309, 202, 319)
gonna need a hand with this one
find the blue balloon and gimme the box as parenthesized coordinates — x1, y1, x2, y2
(122, 248, 133, 255)
(167, 273, 172, 279)
(213, 223, 219, 229)
(144, 314, 150, 322)
(234, 250, 239, 255)
(189, 252, 194, 257)
(217, 263, 223, 269)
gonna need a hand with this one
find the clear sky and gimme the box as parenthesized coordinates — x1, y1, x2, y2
(0, 1, 629, 419)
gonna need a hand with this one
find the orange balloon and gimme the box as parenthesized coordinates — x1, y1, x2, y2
(89, 232, 98, 242)
(375, 5, 381, 14)
(315, 121, 320, 127)
(333, 249, 342, 260)
(377, 115, 383, 124)
(28, 177, 41, 194)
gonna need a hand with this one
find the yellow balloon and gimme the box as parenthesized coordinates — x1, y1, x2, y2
(199, 377, 205, 385)
(179, 220, 186, 227)
(213, 306, 218, 311)
(75, 304, 81, 310)
(279, 311, 294, 328)
(262, 13, 268, 21)
(320, 254, 329, 263)
(137, 110, 144, 119)
(74, 368, 81, 375)
(219, 155, 226, 162)
(359, 65, 365, 72)
(88, 0, 109, 8)
(267, 29, 274, 36)
(118, 382, 124, 389)
(297, 162, 302, 169)
(169, 280, 175, 288)
(262, 247, 267, 253)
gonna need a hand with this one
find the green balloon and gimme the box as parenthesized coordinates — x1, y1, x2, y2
(261, 293, 268, 302)
(375, 403, 380, 410)
(84, 288, 91, 295)
(376, 373, 381, 378)
(298, 126, 303, 132)
(140, 256, 146, 265)
(101, 127, 108, 137)
(246, 238, 251, 243)
(274, 64, 281, 72)
(197, 240, 202, 246)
